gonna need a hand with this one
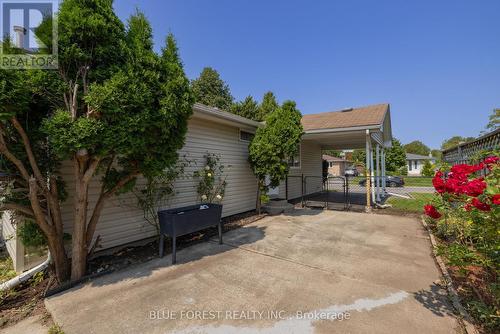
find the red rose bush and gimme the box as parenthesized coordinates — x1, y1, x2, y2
(424, 154, 499, 257)
(424, 154, 499, 329)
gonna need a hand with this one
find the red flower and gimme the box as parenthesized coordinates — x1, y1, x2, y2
(463, 178, 487, 197)
(424, 204, 442, 219)
(484, 156, 499, 165)
(432, 171, 446, 193)
(492, 194, 500, 205)
(445, 178, 465, 194)
(464, 203, 473, 211)
(471, 198, 491, 212)
(450, 164, 476, 177)
(473, 162, 485, 171)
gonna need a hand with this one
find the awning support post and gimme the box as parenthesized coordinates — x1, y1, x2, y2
(376, 144, 381, 203)
(370, 141, 375, 205)
(365, 130, 372, 212)
(382, 148, 386, 195)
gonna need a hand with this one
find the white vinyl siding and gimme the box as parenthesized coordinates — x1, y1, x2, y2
(59, 116, 258, 251)
(279, 140, 322, 200)
(1, 212, 22, 271)
(1, 213, 46, 272)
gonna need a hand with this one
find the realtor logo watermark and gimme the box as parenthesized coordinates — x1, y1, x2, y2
(1, 0, 58, 69)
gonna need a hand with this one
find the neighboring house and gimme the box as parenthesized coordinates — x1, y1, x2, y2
(406, 153, 435, 176)
(322, 154, 352, 176)
(3, 103, 393, 272)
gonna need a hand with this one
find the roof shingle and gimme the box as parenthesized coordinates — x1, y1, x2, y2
(301, 103, 389, 131)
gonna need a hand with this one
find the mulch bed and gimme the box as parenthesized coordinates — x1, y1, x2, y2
(424, 220, 499, 333)
(448, 265, 497, 308)
(87, 210, 266, 274)
(0, 210, 266, 329)
(0, 275, 56, 329)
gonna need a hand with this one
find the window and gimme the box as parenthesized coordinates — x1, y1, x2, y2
(288, 145, 301, 169)
(414, 160, 418, 169)
(408, 161, 412, 171)
(239, 130, 255, 142)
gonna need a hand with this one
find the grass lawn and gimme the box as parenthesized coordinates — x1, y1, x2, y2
(345, 176, 433, 187)
(385, 193, 436, 213)
(403, 177, 433, 187)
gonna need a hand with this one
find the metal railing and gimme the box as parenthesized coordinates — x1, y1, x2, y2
(443, 128, 500, 164)
(285, 175, 350, 210)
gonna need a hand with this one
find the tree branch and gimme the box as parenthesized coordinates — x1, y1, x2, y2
(28, 177, 53, 236)
(0, 203, 35, 217)
(0, 125, 31, 181)
(71, 83, 79, 120)
(10, 117, 47, 189)
(48, 176, 64, 238)
(82, 157, 100, 184)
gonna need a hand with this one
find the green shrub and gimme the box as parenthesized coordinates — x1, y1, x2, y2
(48, 324, 65, 334)
(421, 160, 435, 177)
(466, 300, 500, 330)
(17, 220, 47, 248)
(436, 244, 485, 269)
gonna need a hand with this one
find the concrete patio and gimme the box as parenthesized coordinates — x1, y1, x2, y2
(45, 211, 461, 334)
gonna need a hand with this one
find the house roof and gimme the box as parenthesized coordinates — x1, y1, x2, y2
(322, 154, 351, 163)
(192, 103, 262, 129)
(406, 153, 434, 160)
(301, 103, 389, 131)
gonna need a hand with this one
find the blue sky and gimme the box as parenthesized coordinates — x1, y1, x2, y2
(113, 0, 499, 149)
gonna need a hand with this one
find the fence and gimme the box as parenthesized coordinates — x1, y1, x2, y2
(286, 174, 435, 210)
(442, 128, 500, 164)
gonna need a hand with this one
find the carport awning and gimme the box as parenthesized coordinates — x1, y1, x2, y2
(300, 103, 394, 208)
(303, 128, 381, 150)
(301, 103, 393, 150)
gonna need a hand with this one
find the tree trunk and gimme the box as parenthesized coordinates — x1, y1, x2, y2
(46, 232, 70, 282)
(71, 177, 89, 281)
(256, 179, 262, 214)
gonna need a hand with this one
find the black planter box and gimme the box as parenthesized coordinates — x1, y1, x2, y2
(158, 203, 223, 264)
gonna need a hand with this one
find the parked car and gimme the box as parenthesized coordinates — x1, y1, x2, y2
(358, 176, 404, 187)
(344, 167, 359, 177)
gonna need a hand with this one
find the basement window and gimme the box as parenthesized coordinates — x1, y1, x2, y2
(239, 130, 255, 142)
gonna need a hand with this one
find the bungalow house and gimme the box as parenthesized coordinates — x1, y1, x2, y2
(322, 154, 353, 176)
(406, 153, 435, 176)
(2, 103, 393, 272)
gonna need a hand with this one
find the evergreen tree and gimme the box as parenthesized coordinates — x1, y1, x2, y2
(258, 91, 279, 120)
(248, 101, 303, 213)
(421, 160, 435, 177)
(191, 67, 233, 110)
(0, 4, 194, 282)
(232, 96, 260, 120)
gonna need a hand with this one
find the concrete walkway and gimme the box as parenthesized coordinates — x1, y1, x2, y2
(45, 211, 461, 334)
(2, 315, 49, 334)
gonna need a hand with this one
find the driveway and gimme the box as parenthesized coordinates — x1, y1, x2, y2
(45, 211, 460, 334)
